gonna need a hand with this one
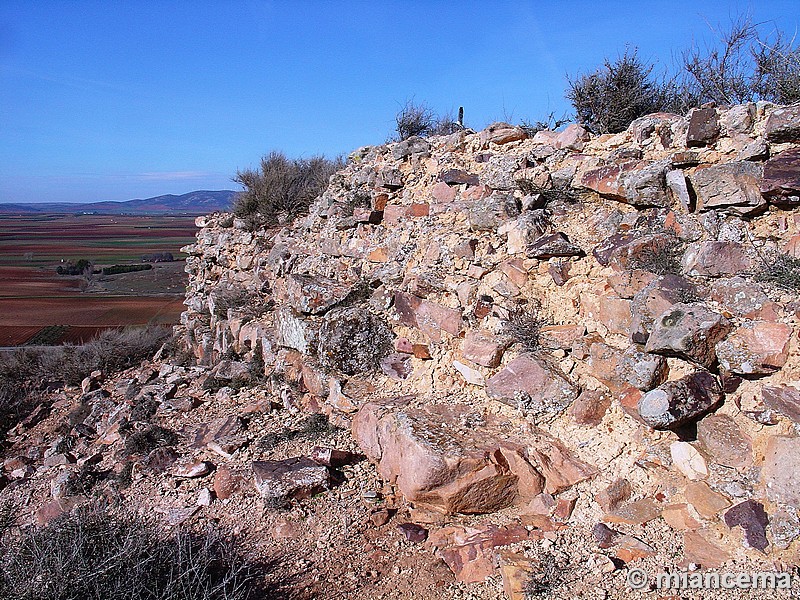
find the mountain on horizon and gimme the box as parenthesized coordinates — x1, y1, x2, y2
(0, 190, 238, 215)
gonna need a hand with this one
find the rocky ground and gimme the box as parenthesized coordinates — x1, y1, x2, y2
(4, 102, 800, 598)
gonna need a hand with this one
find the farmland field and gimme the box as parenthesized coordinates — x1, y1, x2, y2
(0, 213, 198, 346)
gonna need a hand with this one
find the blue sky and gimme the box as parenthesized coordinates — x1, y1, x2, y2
(1, 1, 798, 204)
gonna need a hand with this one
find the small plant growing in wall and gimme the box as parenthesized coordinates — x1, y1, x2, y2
(502, 305, 549, 352)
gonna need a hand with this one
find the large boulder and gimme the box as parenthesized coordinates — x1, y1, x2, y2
(468, 192, 520, 231)
(580, 160, 671, 207)
(478, 122, 528, 146)
(629, 276, 703, 345)
(765, 105, 800, 143)
(761, 148, 800, 204)
(393, 292, 463, 343)
(762, 436, 800, 505)
(352, 399, 595, 513)
(715, 321, 792, 376)
(638, 371, 723, 429)
(644, 303, 731, 368)
(286, 273, 353, 315)
(588, 342, 668, 393)
(689, 161, 766, 216)
(681, 241, 753, 278)
(252, 458, 330, 502)
(686, 107, 720, 147)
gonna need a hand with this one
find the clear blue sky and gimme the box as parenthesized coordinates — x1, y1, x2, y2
(1, 1, 797, 203)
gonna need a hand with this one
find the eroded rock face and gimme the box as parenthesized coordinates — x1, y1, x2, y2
(461, 330, 507, 368)
(468, 192, 519, 231)
(394, 292, 463, 343)
(526, 232, 583, 259)
(171, 102, 800, 585)
(588, 342, 667, 393)
(352, 399, 594, 513)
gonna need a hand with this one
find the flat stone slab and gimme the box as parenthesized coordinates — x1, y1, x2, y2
(252, 458, 330, 502)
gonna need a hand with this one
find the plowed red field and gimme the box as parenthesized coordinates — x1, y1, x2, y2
(0, 297, 185, 327)
(0, 213, 196, 345)
(0, 326, 41, 346)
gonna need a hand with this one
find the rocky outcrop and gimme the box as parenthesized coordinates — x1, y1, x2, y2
(168, 101, 800, 591)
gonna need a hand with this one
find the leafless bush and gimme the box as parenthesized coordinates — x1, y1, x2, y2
(210, 286, 253, 318)
(233, 151, 342, 227)
(123, 424, 179, 456)
(394, 99, 436, 140)
(678, 17, 800, 106)
(0, 499, 18, 540)
(753, 30, 800, 104)
(679, 17, 757, 106)
(0, 505, 273, 600)
(523, 550, 580, 598)
(566, 18, 799, 132)
(394, 99, 461, 140)
(257, 414, 339, 452)
(628, 235, 685, 276)
(519, 112, 570, 136)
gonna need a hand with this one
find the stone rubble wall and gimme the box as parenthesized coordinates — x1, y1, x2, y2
(177, 102, 800, 569)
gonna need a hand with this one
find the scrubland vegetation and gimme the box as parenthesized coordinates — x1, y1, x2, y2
(0, 502, 276, 600)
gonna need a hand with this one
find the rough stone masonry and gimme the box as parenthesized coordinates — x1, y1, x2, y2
(175, 101, 800, 593)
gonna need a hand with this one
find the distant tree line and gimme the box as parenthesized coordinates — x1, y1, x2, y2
(56, 259, 92, 276)
(141, 252, 174, 263)
(102, 264, 153, 276)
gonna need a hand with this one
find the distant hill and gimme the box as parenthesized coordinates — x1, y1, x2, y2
(0, 190, 238, 215)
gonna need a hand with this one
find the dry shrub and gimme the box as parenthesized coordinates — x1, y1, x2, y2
(0, 505, 282, 600)
(516, 178, 580, 207)
(123, 424, 179, 456)
(754, 252, 800, 291)
(567, 49, 678, 134)
(394, 99, 460, 140)
(233, 151, 342, 227)
(503, 306, 549, 352)
(628, 235, 685, 276)
(0, 326, 168, 441)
